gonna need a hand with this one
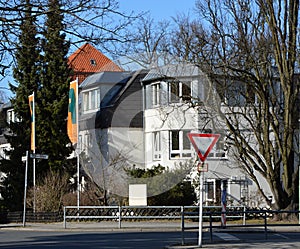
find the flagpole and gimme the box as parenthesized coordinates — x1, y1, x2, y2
(30, 92, 36, 213)
(23, 151, 29, 227)
(67, 79, 80, 211)
(76, 78, 80, 211)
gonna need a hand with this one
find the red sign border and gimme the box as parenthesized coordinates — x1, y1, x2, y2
(188, 133, 220, 162)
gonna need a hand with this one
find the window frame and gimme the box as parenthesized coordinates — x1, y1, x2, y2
(169, 130, 192, 159)
(82, 87, 101, 113)
(152, 83, 161, 107)
(153, 131, 161, 160)
(167, 81, 192, 104)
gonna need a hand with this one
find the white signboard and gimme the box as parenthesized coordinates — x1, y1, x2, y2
(129, 184, 147, 206)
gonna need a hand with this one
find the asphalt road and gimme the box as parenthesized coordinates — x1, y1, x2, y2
(1, 230, 186, 249)
(1, 223, 300, 248)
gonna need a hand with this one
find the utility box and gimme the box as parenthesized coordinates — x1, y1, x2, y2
(129, 184, 147, 206)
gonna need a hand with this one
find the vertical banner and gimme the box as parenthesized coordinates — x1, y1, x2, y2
(67, 80, 78, 144)
(28, 93, 35, 151)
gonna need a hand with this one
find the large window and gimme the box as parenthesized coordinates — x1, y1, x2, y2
(83, 88, 100, 112)
(153, 131, 161, 160)
(149, 81, 192, 108)
(168, 81, 191, 103)
(170, 130, 192, 158)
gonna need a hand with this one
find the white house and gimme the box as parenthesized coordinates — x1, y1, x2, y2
(140, 63, 268, 206)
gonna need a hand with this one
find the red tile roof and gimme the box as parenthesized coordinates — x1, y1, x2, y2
(68, 43, 123, 84)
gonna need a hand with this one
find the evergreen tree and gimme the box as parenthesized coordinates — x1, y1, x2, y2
(0, 0, 40, 211)
(36, 0, 73, 174)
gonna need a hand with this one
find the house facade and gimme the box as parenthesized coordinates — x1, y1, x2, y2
(140, 64, 261, 206)
(78, 70, 148, 197)
(78, 63, 274, 207)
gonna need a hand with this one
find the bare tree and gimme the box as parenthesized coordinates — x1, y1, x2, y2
(174, 0, 300, 211)
(0, 0, 141, 85)
(117, 14, 172, 69)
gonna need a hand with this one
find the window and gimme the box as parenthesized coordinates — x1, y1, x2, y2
(90, 59, 96, 66)
(205, 179, 221, 204)
(82, 133, 90, 153)
(152, 83, 160, 106)
(149, 81, 191, 108)
(83, 88, 100, 112)
(7, 109, 20, 123)
(170, 130, 192, 158)
(168, 81, 191, 103)
(153, 131, 161, 160)
(170, 82, 180, 103)
(182, 81, 191, 101)
(206, 180, 215, 201)
(206, 131, 227, 159)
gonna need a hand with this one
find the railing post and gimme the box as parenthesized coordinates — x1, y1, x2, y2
(209, 211, 213, 242)
(181, 206, 185, 245)
(118, 206, 122, 229)
(243, 206, 246, 226)
(264, 210, 268, 240)
(63, 206, 66, 229)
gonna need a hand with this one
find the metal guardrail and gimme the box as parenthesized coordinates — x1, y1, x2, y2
(63, 206, 300, 245)
(181, 209, 300, 245)
(63, 205, 245, 229)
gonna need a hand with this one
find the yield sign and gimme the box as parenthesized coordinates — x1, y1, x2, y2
(187, 133, 220, 162)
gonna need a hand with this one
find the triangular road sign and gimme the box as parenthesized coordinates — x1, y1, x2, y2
(187, 133, 220, 162)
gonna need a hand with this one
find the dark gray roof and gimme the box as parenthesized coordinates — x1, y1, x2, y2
(0, 101, 12, 111)
(142, 64, 202, 83)
(95, 70, 148, 129)
(79, 71, 132, 89)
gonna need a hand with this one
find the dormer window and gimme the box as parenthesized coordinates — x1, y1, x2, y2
(82, 88, 100, 113)
(90, 59, 96, 66)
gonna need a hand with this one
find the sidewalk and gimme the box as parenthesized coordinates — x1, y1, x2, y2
(0, 220, 188, 232)
(2, 221, 300, 232)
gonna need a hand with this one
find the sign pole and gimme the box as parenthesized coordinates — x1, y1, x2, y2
(187, 132, 220, 248)
(198, 169, 204, 247)
(23, 151, 29, 227)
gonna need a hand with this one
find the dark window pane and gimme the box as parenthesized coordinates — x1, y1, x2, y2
(171, 131, 179, 150)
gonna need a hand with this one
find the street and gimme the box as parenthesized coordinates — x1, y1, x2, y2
(1, 230, 184, 249)
(2, 225, 300, 248)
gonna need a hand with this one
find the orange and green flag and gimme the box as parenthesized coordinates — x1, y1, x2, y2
(67, 80, 78, 144)
(28, 93, 35, 151)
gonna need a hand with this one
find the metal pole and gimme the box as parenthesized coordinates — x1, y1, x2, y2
(32, 92, 36, 213)
(77, 153, 80, 210)
(198, 171, 204, 247)
(63, 206, 66, 229)
(23, 151, 29, 227)
(33, 157, 36, 213)
(181, 206, 185, 245)
(76, 78, 80, 212)
(118, 206, 122, 229)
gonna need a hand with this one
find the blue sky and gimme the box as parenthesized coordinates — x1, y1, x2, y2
(2, 1, 198, 98)
(119, 0, 197, 21)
